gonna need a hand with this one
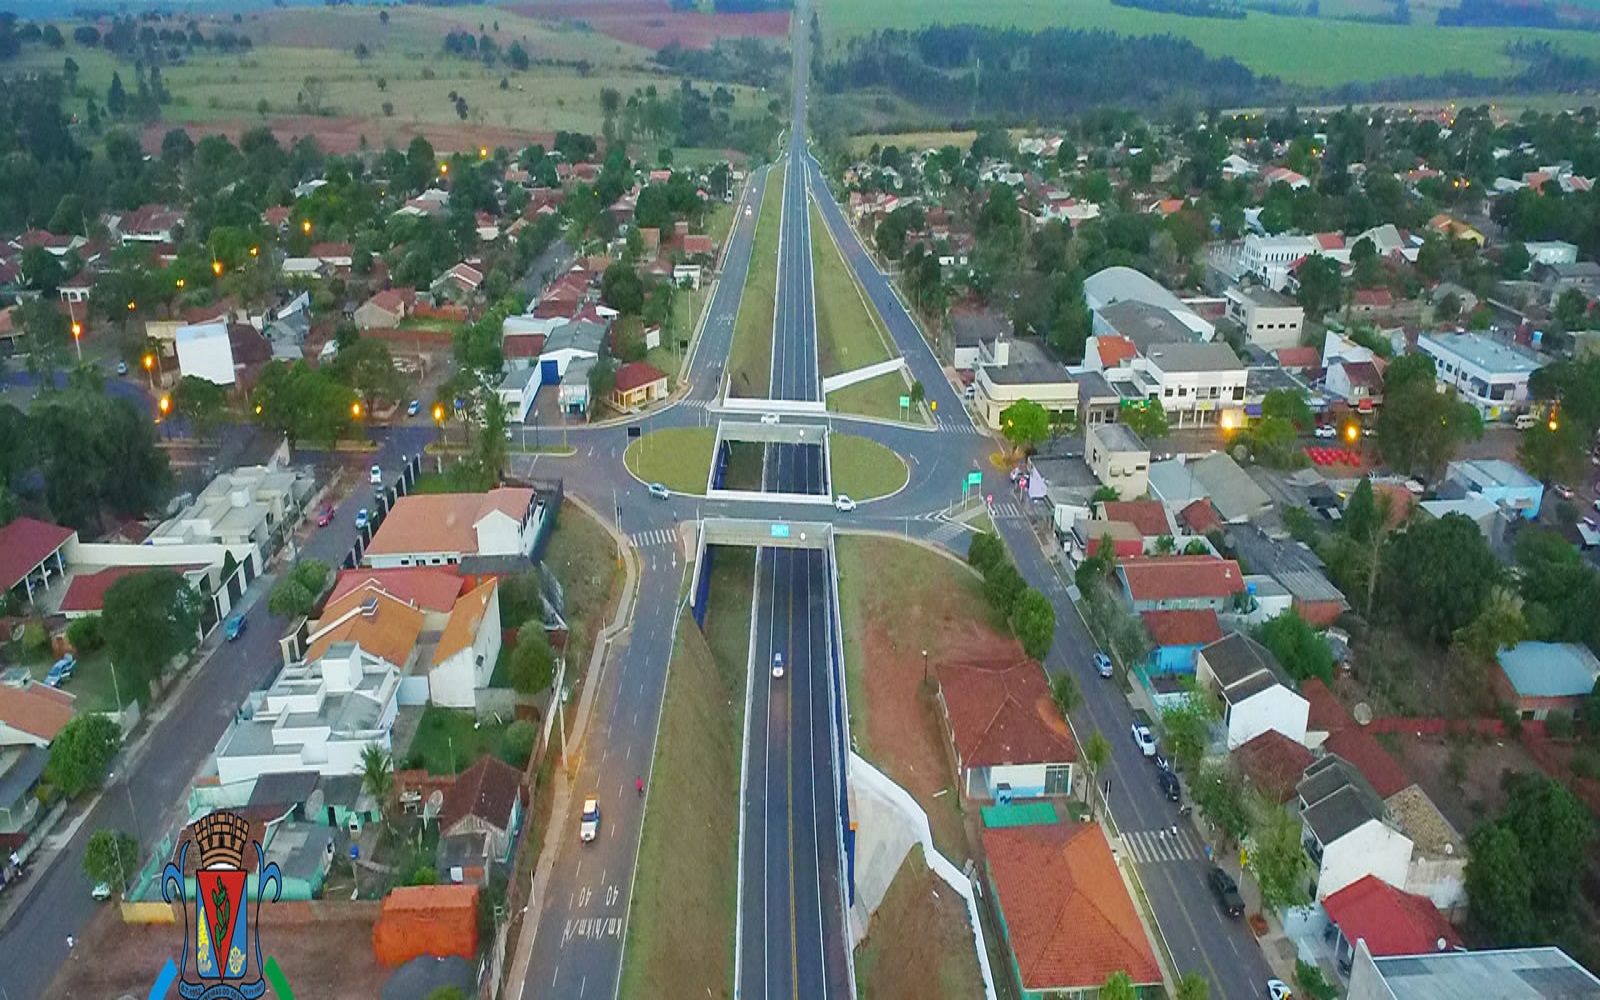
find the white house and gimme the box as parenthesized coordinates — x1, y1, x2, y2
(147, 465, 312, 559)
(428, 579, 502, 710)
(1298, 755, 1415, 901)
(1195, 632, 1310, 749)
(1085, 422, 1149, 500)
(174, 320, 236, 386)
(364, 488, 546, 568)
(1415, 332, 1542, 420)
(1523, 240, 1578, 267)
(935, 660, 1076, 800)
(1241, 234, 1322, 290)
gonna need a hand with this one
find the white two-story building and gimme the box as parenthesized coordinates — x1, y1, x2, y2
(1415, 332, 1543, 421)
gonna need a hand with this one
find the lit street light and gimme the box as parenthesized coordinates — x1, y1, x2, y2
(71, 322, 82, 362)
(142, 353, 155, 391)
(302, 219, 312, 235)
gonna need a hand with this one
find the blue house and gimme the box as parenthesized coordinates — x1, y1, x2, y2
(1444, 459, 1544, 521)
(1141, 609, 1224, 675)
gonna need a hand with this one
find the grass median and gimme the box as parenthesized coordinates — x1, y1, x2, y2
(623, 426, 717, 495)
(826, 370, 929, 424)
(854, 845, 986, 1000)
(830, 433, 908, 500)
(618, 548, 755, 1000)
(728, 162, 786, 398)
(811, 199, 895, 378)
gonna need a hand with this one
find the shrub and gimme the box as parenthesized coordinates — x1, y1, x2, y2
(502, 720, 537, 767)
(983, 562, 1026, 618)
(66, 615, 104, 653)
(966, 531, 1003, 575)
(21, 620, 49, 656)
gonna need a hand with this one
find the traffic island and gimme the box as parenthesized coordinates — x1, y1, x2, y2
(623, 426, 718, 494)
(617, 550, 755, 1000)
(829, 434, 908, 500)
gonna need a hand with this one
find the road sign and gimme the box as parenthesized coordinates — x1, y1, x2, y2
(966, 471, 983, 487)
(770, 524, 790, 539)
(898, 395, 910, 409)
(627, 425, 642, 439)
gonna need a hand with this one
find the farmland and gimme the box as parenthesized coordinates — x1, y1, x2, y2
(817, 0, 1600, 88)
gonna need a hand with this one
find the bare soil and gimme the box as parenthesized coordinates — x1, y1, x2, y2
(43, 905, 386, 1000)
(1388, 732, 1542, 833)
(853, 846, 985, 1000)
(508, 0, 790, 49)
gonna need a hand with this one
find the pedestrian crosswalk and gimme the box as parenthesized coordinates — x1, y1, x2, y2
(629, 528, 678, 549)
(1122, 827, 1206, 864)
(937, 419, 986, 436)
(989, 502, 1023, 519)
(926, 519, 964, 545)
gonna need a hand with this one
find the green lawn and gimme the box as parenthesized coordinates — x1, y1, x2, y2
(818, 0, 1600, 88)
(827, 369, 923, 423)
(618, 549, 754, 1000)
(405, 705, 513, 775)
(728, 162, 785, 398)
(26, 648, 137, 715)
(541, 502, 624, 676)
(830, 433, 908, 500)
(810, 199, 895, 378)
(721, 441, 765, 492)
(624, 426, 716, 495)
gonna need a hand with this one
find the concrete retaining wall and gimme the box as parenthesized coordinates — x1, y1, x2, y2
(706, 488, 835, 506)
(847, 753, 998, 1000)
(821, 357, 906, 395)
(720, 395, 829, 416)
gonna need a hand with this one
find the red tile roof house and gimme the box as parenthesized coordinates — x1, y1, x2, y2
(1141, 608, 1223, 676)
(610, 361, 669, 411)
(354, 288, 415, 330)
(1116, 555, 1245, 613)
(982, 821, 1163, 998)
(935, 660, 1076, 800)
(1323, 874, 1460, 975)
(0, 673, 76, 848)
(436, 754, 525, 884)
(1097, 500, 1172, 540)
(0, 517, 76, 607)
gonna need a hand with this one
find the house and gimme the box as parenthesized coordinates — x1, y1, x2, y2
(1443, 458, 1543, 521)
(1351, 289, 1395, 314)
(496, 367, 541, 424)
(1242, 234, 1325, 289)
(1196, 632, 1310, 749)
(1147, 453, 1273, 523)
(431, 262, 484, 302)
(306, 586, 426, 675)
(354, 289, 414, 330)
(372, 885, 479, 967)
(681, 234, 714, 258)
(327, 568, 465, 617)
(175, 320, 236, 386)
(1415, 332, 1541, 420)
(935, 660, 1076, 801)
(1097, 500, 1171, 540)
(1233, 729, 1314, 804)
(1522, 240, 1578, 267)
(1323, 875, 1461, 976)
(1118, 556, 1245, 613)
(148, 465, 311, 558)
(1426, 214, 1484, 246)
(429, 579, 502, 710)
(1346, 945, 1599, 1000)
(1298, 755, 1414, 900)
(1263, 165, 1310, 190)
(1084, 266, 1215, 339)
(1071, 519, 1146, 562)
(611, 361, 669, 410)
(0, 306, 18, 354)
(672, 263, 702, 289)
(0, 671, 76, 847)
(437, 755, 524, 883)
(982, 820, 1163, 1000)
(109, 204, 184, 244)
(1083, 423, 1150, 500)
(265, 294, 313, 363)
(364, 488, 546, 569)
(950, 308, 1012, 370)
(1326, 359, 1385, 412)
(1141, 609, 1223, 675)
(973, 339, 1079, 430)
(0, 517, 75, 606)
(1084, 333, 1139, 373)
(1493, 641, 1600, 721)
(1220, 154, 1258, 179)
(1225, 286, 1305, 352)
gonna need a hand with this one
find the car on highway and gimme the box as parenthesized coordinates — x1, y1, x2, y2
(647, 482, 670, 500)
(91, 881, 112, 901)
(1209, 866, 1245, 917)
(772, 652, 785, 679)
(407, 400, 420, 417)
(760, 413, 780, 425)
(1313, 423, 1336, 439)
(745, 205, 753, 217)
(1094, 652, 1113, 678)
(580, 795, 600, 843)
(1266, 979, 1293, 1000)
(1131, 720, 1157, 757)
(223, 614, 247, 642)
(355, 508, 370, 530)
(834, 495, 856, 512)
(1158, 767, 1181, 802)
(370, 464, 383, 487)
(316, 503, 334, 527)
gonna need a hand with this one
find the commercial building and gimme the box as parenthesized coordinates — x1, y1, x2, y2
(1084, 422, 1149, 500)
(1225, 285, 1305, 352)
(1443, 458, 1544, 521)
(1084, 266, 1215, 339)
(973, 339, 1079, 430)
(1346, 946, 1600, 1000)
(1415, 332, 1542, 420)
(1132, 342, 1248, 428)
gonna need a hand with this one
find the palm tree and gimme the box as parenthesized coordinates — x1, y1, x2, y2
(360, 743, 396, 835)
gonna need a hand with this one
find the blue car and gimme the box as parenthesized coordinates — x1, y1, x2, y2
(45, 654, 76, 687)
(224, 614, 246, 641)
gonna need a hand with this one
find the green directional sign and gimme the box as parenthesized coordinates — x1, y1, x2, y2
(898, 395, 911, 409)
(966, 471, 983, 487)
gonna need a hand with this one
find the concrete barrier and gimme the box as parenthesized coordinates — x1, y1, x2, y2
(821, 357, 907, 395)
(720, 395, 829, 416)
(705, 488, 836, 507)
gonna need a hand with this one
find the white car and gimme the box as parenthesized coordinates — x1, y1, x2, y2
(1131, 722, 1157, 757)
(834, 495, 856, 512)
(745, 205, 753, 217)
(1094, 652, 1113, 678)
(1313, 424, 1336, 439)
(91, 881, 111, 901)
(369, 464, 383, 486)
(580, 796, 600, 843)
(407, 400, 420, 417)
(772, 652, 784, 679)
(760, 413, 780, 426)
(1267, 979, 1293, 1000)
(355, 508, 370, 530)
(647, 482, 670, 500)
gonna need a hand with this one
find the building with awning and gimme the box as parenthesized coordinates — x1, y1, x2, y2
(0, 518, 76, 606)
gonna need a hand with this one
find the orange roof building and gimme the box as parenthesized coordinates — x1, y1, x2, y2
(364, 488, 540, 568)
(306, 586, 425, 670)
(328, 568, 466, 616)
(936, 661, 1076, 801)
(428, 578, 502, 710)
(372, 884, 479, 966)
(0, 675, 77, 746)
(1117, 555, 1245, 611)
(983, 821, 1162, 994)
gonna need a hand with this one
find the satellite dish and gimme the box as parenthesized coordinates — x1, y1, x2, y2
(1436, 937, 1448, 952)
(423, 789, 444, 825)
(1353, 703, 1374, 726)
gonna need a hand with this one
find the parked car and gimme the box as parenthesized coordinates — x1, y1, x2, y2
(772, 652, 785, 679)
(1158, 768, 1181, 802)
(369, 464, 383, 487)
(647, 482, 670, 500)
(834, 495, 856, 512)
(407, 400, 420, 417)
(223, 614, 246, 642)
(1555, 483, 1575, 501)
(316, 503, 334, 527)
(1130, 721, 1157, 757)
(1094, 652, 1113, 678)
(1313, 423, 1336, 439)
(1266, 979, 1293, 1000)
(1209, 866, 1245, 917)
(580, 795, 601, 843)
(115, 361, 128, 376)
(45, 655, 76, 688)
(91, 881, 112, 901)
(355, 508, 370, 530)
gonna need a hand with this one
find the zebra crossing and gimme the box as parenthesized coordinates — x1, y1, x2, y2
(629, 528, 678, 549)
(1121, 827, 1206, 865)
(937, 418, 985, 436)
(926, 519, 965, 545)
(988, 501, 1023, 518)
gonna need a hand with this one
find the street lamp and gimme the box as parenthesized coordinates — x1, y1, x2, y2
(439, 162, 450, 177)
(302, 219, 312, 235)
(71, 322, 82, 362)
(922, 649, 929, 682)
(351, 400, 363, 419)
(250, 246, 259, 258)
(478, 146, 488, 159)
(211, 260, 223, 277)
(143, 353, 155, 390)
(175, 277, 185, 289)
(1344, 423, 1359, 444)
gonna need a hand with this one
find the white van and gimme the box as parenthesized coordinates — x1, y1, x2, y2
(1514, 413, 1539, 430)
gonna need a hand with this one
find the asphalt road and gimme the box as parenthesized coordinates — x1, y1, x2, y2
(0, 428, 430, 1000)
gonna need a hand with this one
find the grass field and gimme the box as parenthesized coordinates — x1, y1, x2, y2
(728, 162, 785, 397)
(617, 550, 754, 1000)
(405, 704, 513, 774)
(853, 846, 986, 1000)
(818, 0, 1600, 87)
(722, 440, 766, 491)
(25, 648, 135, 715)
(826, 369, 922, 423)
(830, 433, 908, 500)
(543, 501, 624, 672)
(810, 199, 896, 378)
(624, 426, 716, 494)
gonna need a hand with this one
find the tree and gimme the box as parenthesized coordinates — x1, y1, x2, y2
(1050, 671, 1080, 719)
(1376, 353, 1482, 478)
(425, 989, 469, 1000)
(20, 245, 64, 295)
(984, 562, 1026, 617)
(1500, 241, 1530, 277)
(998, 399, 1049, 454)
(509, 622, 556, 695)
(1255, 611, 1334, 685)
(1100, 971, 1137, 1000)
(45, 714, 121, 797)
(1555, 286, 1590, 332)
(82, 829, 140, 895)
(1012, 589, 1056, 660)
(1466, 822, 1535, 944)
(106, 71, 127, 118)
(601, 263, 644, 314)
(18, 297, 69, 382)
(1261, 388, 1313, 430)
(66, 614, 103, 654)
(31, 389, 170, 532)
(1378, 513, 1501, 645)
(1119, 398, 1169, 440)
(170, 375, 228, 440)
(1175, 972, 1210, 1000)
(1082, 730, 1111, 785)
(1193, 761, 1251, 844)
(1248, 799, 1313, 910)
(301, 76, 328, 116)
(1453, 586, 1526, 664)
(252, 361, 359, 448)
(268, 559, 330, 619)
(1162, 684, 1219, 775)
(331, 337, 405, 406)
(1295, 960, 1338, 1000)
(909, 380, 925, 406)
(359, 743, 395, 829)
(101, 569, 202, 698)
(1295, 255, 1342, 317)
(1517, 419, 1586, 485)
(966, 531, 1004, 575)
(502, 720, 537, 766)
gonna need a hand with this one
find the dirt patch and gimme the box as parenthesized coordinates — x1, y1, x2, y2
(1388, 731, 1542, 833)
(508, 0, 789, 49)
(837, 537, 1020, 864)
(44, 905, 386, 1000)
(140, 117, 560, 157)
(854, 845, 984, 1000)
